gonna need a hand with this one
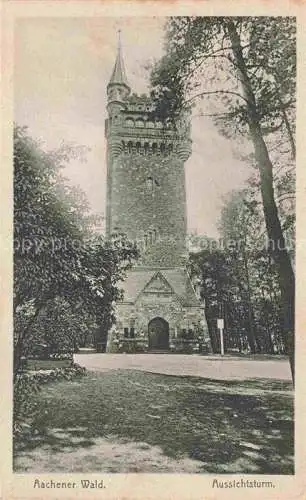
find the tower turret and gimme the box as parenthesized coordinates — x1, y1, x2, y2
(107, 30, 130, 109)
(104, 35, 210, 354)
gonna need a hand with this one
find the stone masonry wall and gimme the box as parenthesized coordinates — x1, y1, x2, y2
(105, 91, 211, 353)
(109, 152, 187, 266)
(107, 293, 210, 353)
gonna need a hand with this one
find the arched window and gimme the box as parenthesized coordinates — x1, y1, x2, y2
(125, 118, 134, 127)
(136, 142, 141, 154)
(146, 121, 154, 128)
(135, 119, 144, 128)
(152, 143, 157, 154)
(155, 121, 163, 129)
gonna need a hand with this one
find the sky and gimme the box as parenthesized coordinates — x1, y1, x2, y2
(14, 17, 251, 238)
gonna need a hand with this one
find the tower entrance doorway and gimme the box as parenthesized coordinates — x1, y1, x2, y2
(148, 317, 169, 350)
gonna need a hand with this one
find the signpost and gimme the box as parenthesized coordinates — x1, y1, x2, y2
(217, 318, 224, 356)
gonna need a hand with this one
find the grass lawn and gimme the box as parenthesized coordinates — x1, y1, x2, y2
(14, 370, 294, 474)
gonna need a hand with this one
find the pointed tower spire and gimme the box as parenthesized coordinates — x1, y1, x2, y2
(108, 30, 130, 89)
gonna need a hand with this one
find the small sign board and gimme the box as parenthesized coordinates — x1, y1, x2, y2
(217, 318, 224, 330)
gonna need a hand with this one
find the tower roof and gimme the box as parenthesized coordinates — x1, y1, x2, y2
(108, 31, 130, 89)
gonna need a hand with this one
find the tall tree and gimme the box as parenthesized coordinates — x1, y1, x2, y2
(150, 17, 295, 381)
(219, 188, 285, 354)
(189, 188, 286, 356)
(219, 189, 261, 353)
(189, 242, 231, 353)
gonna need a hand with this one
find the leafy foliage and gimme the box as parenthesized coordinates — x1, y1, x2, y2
(14, 125, 139, 372)
(151, 17, 295, 380)
(189, 188, 286, 354)
(151, 17, 295, 146)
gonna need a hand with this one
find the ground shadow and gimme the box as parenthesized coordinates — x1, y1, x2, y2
(14, 370, 294, 474)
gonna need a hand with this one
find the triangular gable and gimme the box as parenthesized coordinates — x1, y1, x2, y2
(142, 271, 174, 295)
(162, 269, 200, 307)
(120, 269, 155, 303)
(120, 268, 201, 307)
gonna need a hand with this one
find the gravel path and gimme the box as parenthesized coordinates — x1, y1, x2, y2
(74, 353, 292, 381)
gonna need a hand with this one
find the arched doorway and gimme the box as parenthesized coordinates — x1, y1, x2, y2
(148, 317, 169, 350)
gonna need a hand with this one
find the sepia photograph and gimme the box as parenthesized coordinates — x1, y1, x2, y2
(12, 14, 295, 479)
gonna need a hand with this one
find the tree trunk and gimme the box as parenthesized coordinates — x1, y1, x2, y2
(236, 279, 256, 354)
(242, 247, 261, 352)
(226, 20, 295, 383)
(262, 288, 275, 354)
(205, 311, 219, 353)
(14, 302, 45, 378)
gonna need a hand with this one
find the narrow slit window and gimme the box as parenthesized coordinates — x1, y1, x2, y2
(146, 177, 153, 192)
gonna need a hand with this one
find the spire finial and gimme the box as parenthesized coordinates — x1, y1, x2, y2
(107, 29, 130, 92)
(117, 29, 122, 51)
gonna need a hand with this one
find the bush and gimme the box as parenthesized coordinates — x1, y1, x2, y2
(172, 339, 198, 354)
(13, 372, 41, 432)
(118, 339, 146, 353)
(48, 352, 73, 360)
(199, 343, 210, 355)
(26, 358, 72, 370)
(25, 346, 73, 361)
(13, 363, 86, 436)
(175, 343, 194, 354)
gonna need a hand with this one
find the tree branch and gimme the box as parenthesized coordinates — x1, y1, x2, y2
(277, 193, 295, 201)
(192, 111, 235, 119)
(185, 89, 250, 106)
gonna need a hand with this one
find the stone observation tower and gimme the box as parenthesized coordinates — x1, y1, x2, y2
(105, 35, 209, 352)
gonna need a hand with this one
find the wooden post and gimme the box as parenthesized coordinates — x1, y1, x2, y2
(217, 318, 225, 356)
